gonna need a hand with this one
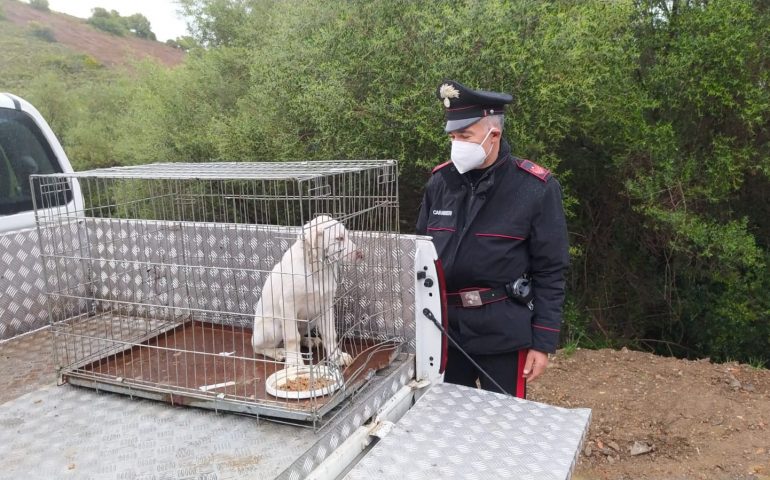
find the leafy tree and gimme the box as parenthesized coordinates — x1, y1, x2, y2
(87, 7, 158, 40)
(176, 0, 770, 364)
(125, 13, 156, 40)
(178, 0, 267, 47)
(88, 8, 128, 36)
(620, 0, 770, 359)
(165, 36, 198, 51)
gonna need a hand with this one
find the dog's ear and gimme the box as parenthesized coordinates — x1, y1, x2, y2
(303, 217, 327, 264)
(303, 222, 317, 264)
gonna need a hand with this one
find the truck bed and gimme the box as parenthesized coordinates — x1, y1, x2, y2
(0, 327, 416, 480)
(1, 228, 591, 480)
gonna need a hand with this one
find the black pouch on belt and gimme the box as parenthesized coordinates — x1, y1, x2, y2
(505, 276, 534, 307)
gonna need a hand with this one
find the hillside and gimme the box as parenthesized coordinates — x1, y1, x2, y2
(0, 0, 184, 69)
(530, 349, 770, 480)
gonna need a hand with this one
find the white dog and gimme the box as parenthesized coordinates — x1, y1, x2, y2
(252, 215, 360, 368)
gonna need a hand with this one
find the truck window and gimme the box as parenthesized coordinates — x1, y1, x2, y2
(0, 108, 71, 216)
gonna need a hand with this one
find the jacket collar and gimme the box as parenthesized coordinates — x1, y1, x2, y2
(496, 139, 512, 164)
(465, 139, 512, 193)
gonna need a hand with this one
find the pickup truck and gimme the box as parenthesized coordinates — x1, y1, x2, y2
(0, 93, 590, 480)
(0, 93, 81, 234)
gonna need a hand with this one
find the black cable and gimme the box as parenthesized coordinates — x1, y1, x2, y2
(422, 308, 514, 397)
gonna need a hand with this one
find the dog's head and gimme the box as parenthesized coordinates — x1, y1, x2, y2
(303, 215, 362, 265)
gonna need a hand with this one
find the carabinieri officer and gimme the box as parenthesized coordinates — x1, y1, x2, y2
(416, 80, 569, 398)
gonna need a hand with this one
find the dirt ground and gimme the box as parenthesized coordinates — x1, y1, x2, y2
(2, 0, 185, 68)
(528, 348, 770, 480)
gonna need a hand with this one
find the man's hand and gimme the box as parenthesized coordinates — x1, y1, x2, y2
(522, 349, 549, 382)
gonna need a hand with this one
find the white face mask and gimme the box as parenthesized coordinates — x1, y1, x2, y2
(450, 128, 497, 174)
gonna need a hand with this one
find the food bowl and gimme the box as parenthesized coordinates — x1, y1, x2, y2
(265, 365, 343, 399)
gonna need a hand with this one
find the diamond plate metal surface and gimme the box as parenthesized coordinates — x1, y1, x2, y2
(1, 313, 418, 480)
(2, 218, 421, 424)
(0, 226, 86, 340)
(71, 220, 420, 354)
(277, 359, 415, 480)
(0, 330, 416, 480)
(2, 219, 420, 348)
(65, 223, 418, 421)
(0, 384, 314, 480)
(87, 220, 417, 340)
(345, 383, 591, 480)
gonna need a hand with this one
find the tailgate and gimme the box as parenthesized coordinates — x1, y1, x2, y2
(345, 382, 591, 480)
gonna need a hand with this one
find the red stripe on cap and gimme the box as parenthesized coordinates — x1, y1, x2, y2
(445, 105, 477, 111)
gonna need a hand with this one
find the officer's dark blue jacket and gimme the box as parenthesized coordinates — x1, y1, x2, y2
(416, 140, 569, 354)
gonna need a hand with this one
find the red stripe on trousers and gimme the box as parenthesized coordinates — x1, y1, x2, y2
(516, 349, 528, 399)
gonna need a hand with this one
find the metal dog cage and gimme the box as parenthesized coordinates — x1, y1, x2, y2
(32, 160, 404, 426)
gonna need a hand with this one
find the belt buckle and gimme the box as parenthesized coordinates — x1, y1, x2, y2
(460, 290, 483, 308)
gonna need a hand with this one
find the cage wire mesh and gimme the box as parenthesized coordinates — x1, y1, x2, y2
(32, 160, 404, 424)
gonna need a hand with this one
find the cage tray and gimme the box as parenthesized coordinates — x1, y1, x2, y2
(64, 319, 401, 422)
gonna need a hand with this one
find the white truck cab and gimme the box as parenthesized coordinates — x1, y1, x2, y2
(0, 92, 81, 233)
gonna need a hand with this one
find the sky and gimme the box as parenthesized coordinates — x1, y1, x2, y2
(46, 0, 190, 42)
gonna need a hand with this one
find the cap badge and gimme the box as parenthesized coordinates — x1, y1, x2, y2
(439, 83, 460, 108)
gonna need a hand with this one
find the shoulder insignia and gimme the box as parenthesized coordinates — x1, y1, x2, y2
(432, 161, 452, 174)
(517, 159, 550, 182)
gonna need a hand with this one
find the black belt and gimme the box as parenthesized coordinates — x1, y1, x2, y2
(446, 287, 509, 308)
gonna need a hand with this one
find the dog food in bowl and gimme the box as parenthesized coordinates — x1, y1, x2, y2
(266, 365, 342, 399)
(279, 375, 335, 392)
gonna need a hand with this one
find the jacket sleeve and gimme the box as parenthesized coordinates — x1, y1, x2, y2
(415, 188, 431, 235)
(528, 178, 570, 353)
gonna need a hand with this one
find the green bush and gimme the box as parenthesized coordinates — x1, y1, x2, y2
(27, 21, 56, 42)
(29, 0, 49, 12)
(88, 16, 127, 36)
(166, 36, 198, 51)
(87, 7, 157, 39)
(176, 0, 770, 364)
(35, 0, 770, 364)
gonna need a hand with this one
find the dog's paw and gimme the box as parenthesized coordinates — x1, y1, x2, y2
(301, 336, 323, 350)
(283, 352, 305, 368)
(254, 347, 286, 362)
(330, 351, 353, 367)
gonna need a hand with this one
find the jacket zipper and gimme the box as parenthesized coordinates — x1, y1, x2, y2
(453, 181, 478, 263)
(465, 182, 476, 224)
